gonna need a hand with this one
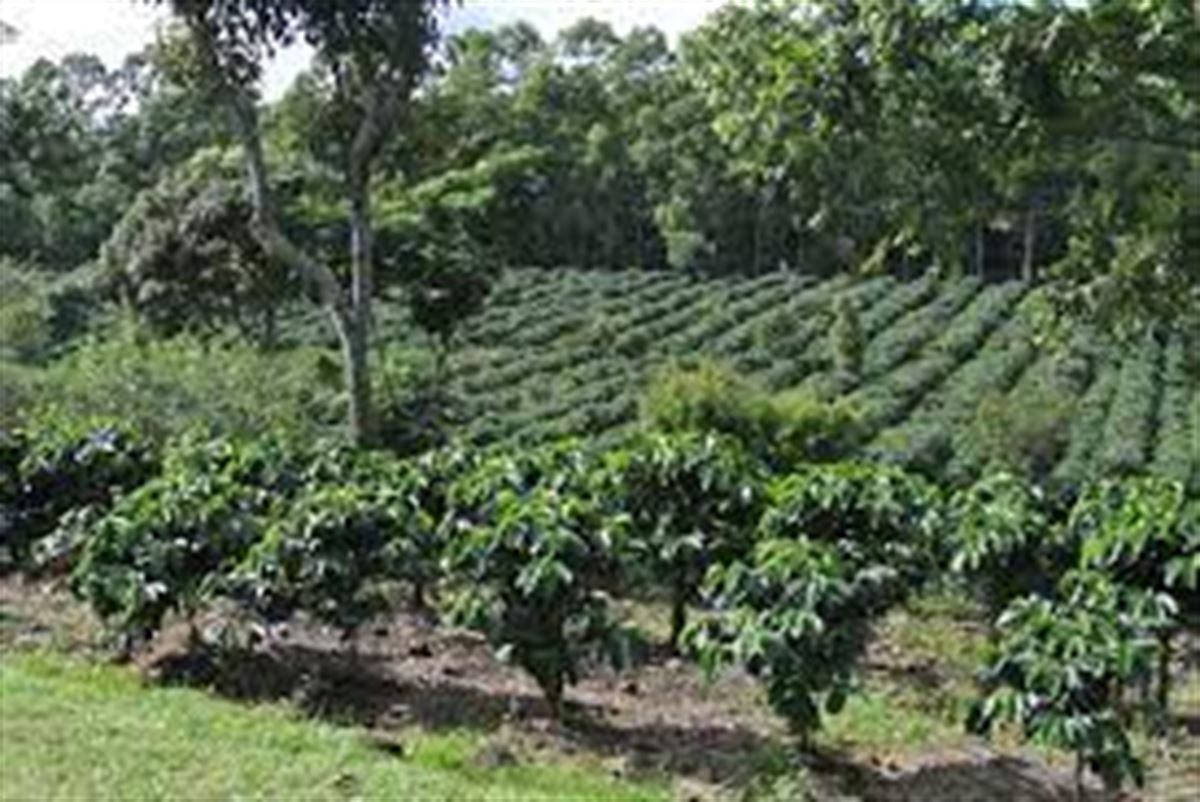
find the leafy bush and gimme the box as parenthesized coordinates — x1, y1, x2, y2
(235, 480, 409, 638)
(639, 360, 860, 468)
(444, 442, 630, 717)
(0, 413, 154, 572)
(9, 329, 342, 445)
(949, 474, 1076, 617)
(1070, 477, 1199, 722)
(0, 260, 52, 363)
(640, 359, 770, 441)
(688, 464, 942, 741)
(608, 432, 763, 649)
(690, 537, 907, 744)
(970, 384, 1076, 482)
(969, 571, 1177, 793)
(1073, 477, 1197, 608)
(71, 433, 302, 644)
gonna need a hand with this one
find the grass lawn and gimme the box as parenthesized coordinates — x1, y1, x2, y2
(0, 652, 668, 802)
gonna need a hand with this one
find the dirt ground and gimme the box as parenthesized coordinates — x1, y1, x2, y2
(2, 577, 1193, 801)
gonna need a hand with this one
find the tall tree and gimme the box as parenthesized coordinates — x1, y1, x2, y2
(145, 0, 450, 444)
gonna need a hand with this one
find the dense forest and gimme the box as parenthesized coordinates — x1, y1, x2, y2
(1, 2, 1198, 800)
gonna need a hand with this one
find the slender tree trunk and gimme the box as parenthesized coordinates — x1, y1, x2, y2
(669, 572, 687, 653)
(185, 8, 399, 448)
(346, 173, 376, 445)
(1157, 631, 1173, 733)
(753, 191, 765, 274)
(341, 316, 373, 445)
(1021, 208, 1037, 283)
(260, 304, 277, 351)
(974, 220, 985, 278)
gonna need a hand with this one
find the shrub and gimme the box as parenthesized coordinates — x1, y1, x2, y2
(235, 481, 409, 639)
(830, 293, 864, 384)
(688, 464, 942, 741)
(1070, 477, 1199, 722)
(969, 571, 1176, 794)
(690, 537, 907, 744)
(71, 432, 301, 645)
(608, 432, 764, 649)
(767, 390, 861, 467)
(0, 413, 154, 572)
(640, 359, 769, 441)
(970, 383, 1075, 482)
(639, 360, 860, 468)
(444, 442, 630, 717)
(0, 260, 52, 363)
(9, 329, 342, 445)
(949, 474, 1077, 618)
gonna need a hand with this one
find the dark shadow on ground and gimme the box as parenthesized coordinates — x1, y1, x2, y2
(146, 641, 544, 731)
(809, 749, 1120, 802)
(144, 635, 782, 787)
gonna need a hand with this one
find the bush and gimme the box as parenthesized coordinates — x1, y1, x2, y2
(0, 263, 52, 363)
(640, 360, 861, 468)
(949, 474, 1077, 617)
(608, 432, 764, 649)
(688, 464, 942, 741)
(444, 442, 630, 717)
(71, 432, 302, 645)
(830, 293, 864, 384)
(690, 537, 906, 744)
(236, 481, 410, 638)
(970, 383, 1075, 482)
(8, 328, 342, 446)
(0, 412, 155, 572)
(969, 571, 1176, 793)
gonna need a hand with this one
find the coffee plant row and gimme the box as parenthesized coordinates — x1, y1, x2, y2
(2, 415, 1196, 791)
(327, 268, 1196, 494)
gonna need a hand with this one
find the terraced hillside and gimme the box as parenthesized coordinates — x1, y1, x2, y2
(323, 268, 1198, 491)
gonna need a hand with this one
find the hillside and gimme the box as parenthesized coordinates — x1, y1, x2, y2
(340, 268, 1196, 491)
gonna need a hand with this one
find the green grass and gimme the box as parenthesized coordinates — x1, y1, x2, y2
(0, 652, 668, 802)
(817, 591, 987, 758)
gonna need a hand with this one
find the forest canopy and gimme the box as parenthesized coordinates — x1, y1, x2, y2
(1, 0, 1195, 340)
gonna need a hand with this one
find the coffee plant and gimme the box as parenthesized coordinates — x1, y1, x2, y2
(949, 473, 1076, 617)
(235, 480, 410, 638)
(444, 443, 630, 717)
(969, 570, 1178, 795)
(1, 414, 155, 571)
(71, 432, 300, 645)
(688, 464, 942, 741)
(1070, 477, 1199, 723)
(609, 431, 763, 649)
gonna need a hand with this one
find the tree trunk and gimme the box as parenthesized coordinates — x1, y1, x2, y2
(260, 304, 277, 351)
(340, 314, 373, 446)
(346, 172, 376, 445)
(1156, 631, 1173, 733)
(974, 220, 985, 278)
(184, 9, 399, 448)
(1021, 209, 1037, 283)
(669, 574, 687, 653)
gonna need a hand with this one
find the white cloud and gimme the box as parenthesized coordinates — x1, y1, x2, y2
(0, 0, 729, 98)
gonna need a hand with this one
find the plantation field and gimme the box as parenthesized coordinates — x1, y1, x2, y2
(298, 268, 1198, 490)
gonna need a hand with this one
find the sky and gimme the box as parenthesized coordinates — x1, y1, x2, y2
(0, 0, 727, 98)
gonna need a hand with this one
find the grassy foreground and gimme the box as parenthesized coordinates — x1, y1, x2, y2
(0, 652, 667, 802)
